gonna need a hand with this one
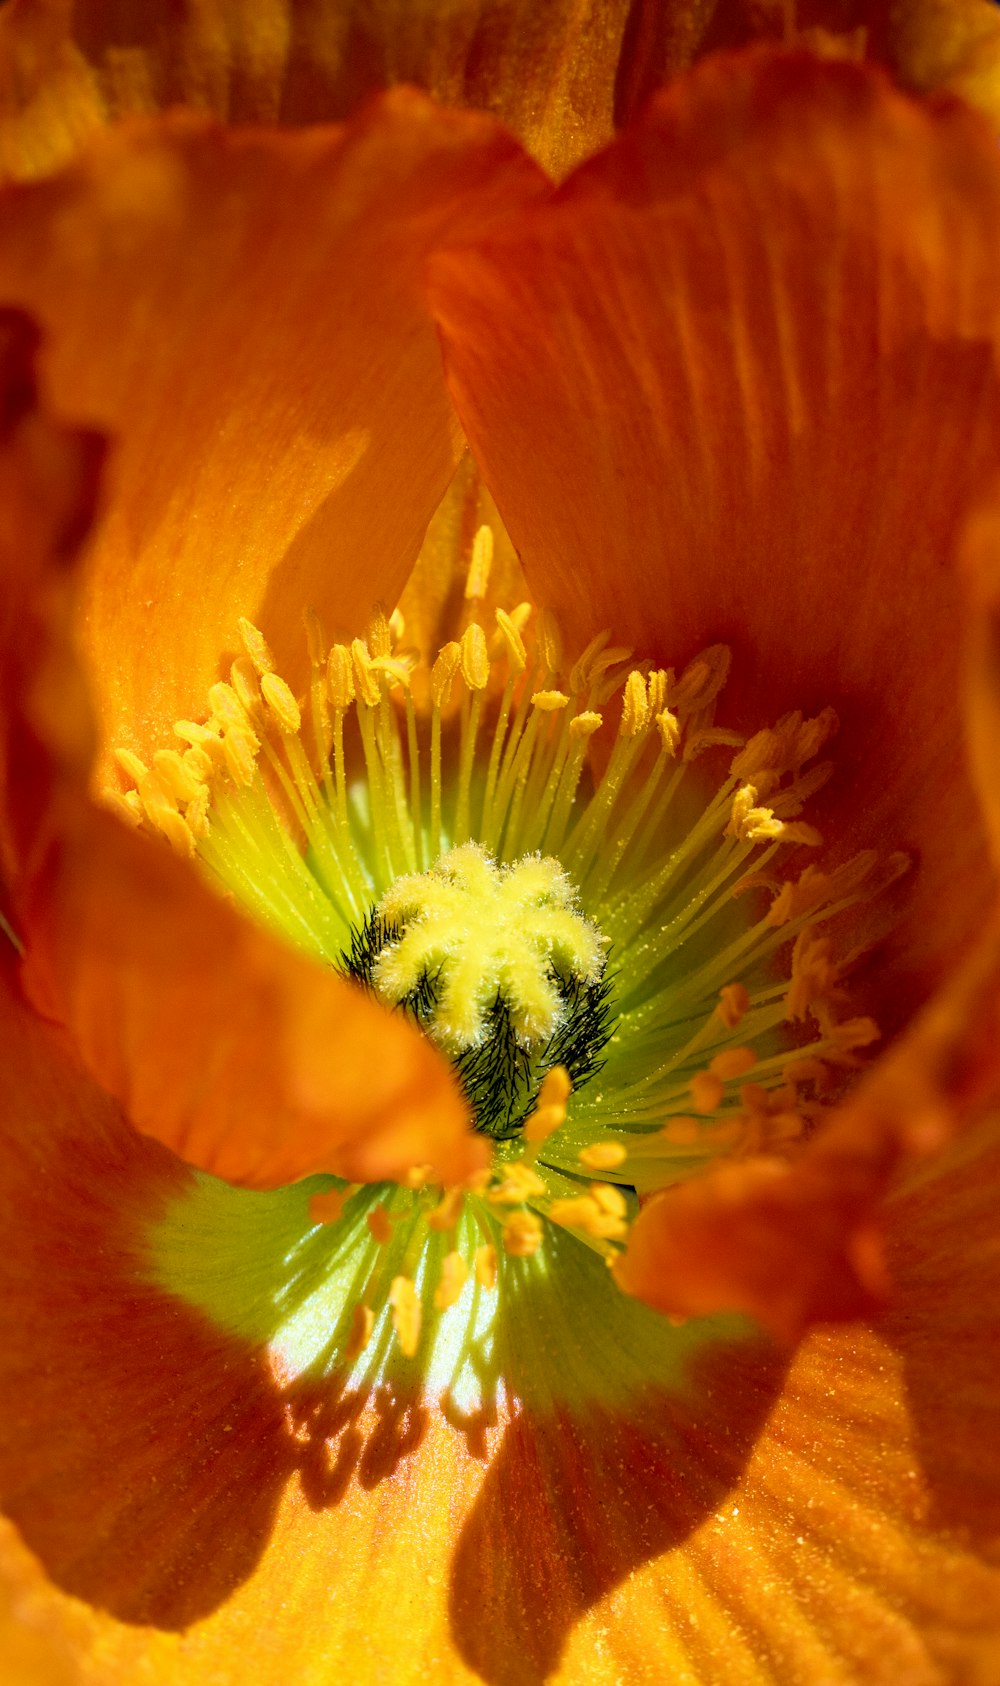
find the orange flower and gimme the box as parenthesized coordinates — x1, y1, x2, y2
(2, 32, 1000, 1686)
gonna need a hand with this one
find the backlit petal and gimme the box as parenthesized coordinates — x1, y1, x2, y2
(430, 46, 1000, 1026)
(0, 295, 481, 1193)
(18, 801, 483, 1188)
(4, 1046, 999, 1681)
(614, 904, 1000, 1338)
(0, 305, 103, 888)
(0, 97, 547, 782)
(0, 0, 633, 180)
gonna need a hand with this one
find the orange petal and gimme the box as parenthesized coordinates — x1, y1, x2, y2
(17, 799, 484, 1189)
(0, 197, 482, 1199)
(4, 924, 1000, 1679)
(961, 478, 1000, 869)
(0, 97, 547, 784)
(0, 304, 104, 889)
(887, 0, 1000, 127)
(614, 905, 1000, 1340)
(0, 954, 304, 1632)
(430, 45, 1000, 1026)
(0, 0, 632, 182)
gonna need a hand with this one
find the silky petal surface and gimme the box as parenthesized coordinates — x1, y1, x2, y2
(18, 801, 482, 1189)
(0, 0, 636, 180)
(0, 301, 480, 1192)
(614, 892, 1000, 1338)
(430, 46, 1000, 1027)
(0, 96, 547, 783)
(3, 951, 1000, 1683)
(0, 306, 103, 889)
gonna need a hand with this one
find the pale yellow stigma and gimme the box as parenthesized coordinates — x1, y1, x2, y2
(371, 842, 606, 1054)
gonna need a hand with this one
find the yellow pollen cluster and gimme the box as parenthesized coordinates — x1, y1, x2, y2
(112, 523, 907, 1366)
(372, 843, 605, 1053)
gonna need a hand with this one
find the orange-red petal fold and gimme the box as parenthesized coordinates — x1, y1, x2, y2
(0, 291, 483, 1192)
(18, 803, 484, 1190)
(0, 94, 548, 784)
(615, 908, 1000, 1340)
(429, 45, 1000, 1029)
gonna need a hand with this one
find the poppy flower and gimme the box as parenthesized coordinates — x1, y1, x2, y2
(2, 23, 1000, 1686)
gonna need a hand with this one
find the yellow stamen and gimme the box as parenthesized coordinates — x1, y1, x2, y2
(389, 1275, 421, 1357)
(502, 1211, 543, 1257)
(475, 1244, 498, 1289)
(367, 1204, 394, 1245)
(579, 1141, 627, 1171)
(427, 1186, 464, 1232)
(709, 1046, 759, 1081)
(344, 1301, 374, 1361)
(434, 1251, 469, 1310)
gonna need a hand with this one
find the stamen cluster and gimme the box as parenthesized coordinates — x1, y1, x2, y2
(111, 526, 907, 1371)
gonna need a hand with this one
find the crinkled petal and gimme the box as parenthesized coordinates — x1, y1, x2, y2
(0, 96, 547, 782)
(614, 904, 1000, 1339)
(0, 296, 482, 1192)
(961, 479, 1000, 870)
(0, 305, 103, 889)
(430, 45, 1000, 1026)
(18, 800, 484, 1188)
(0, 0, 632, 180)
(5, 1066, 1000, 1681)
(0, 956, 304, 1632)
(884, 0, 1000, 126)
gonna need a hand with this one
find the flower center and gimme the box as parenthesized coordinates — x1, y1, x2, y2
(346, 843, 612, 1139)
(116, 523, 906, 1378)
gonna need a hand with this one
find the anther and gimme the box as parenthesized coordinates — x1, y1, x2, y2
(716, 982, 750, 1029)
(502, 1210, 543, 1257)
(222, 728, 258, 789)
(434, 1251, 469, 1310)
(579, 1141, 627, 1171)
(531, 690, 569, 712)
(114, 747, 149, 785)
(548, 1194, 626, 1241)
(368, 602, 392, 660)
(709, 1046, 758, 1081)
(303, 606, 326, 667)
(460, 622, 490, 691)
(327, 644, 355, 710)
(475, 1244, 498, 1288)
(351, 639, 382, 709)
(656, 710, 681, 755)
(691, 1070, 725, 1113)
(230, 656, 262, 715)
(208, 682, 256, 737)
(427, 1186, 464, 1232)
(308, 1188, 348, 1225)
(536, 608, 563, 675)
(238, 617, 275, 677)
(668, 645, 730, 712)
(488, 1162, 548, 1205)
(619, 670, 651, 737)
(431, 641, 462, 709)
(261, 671, 301, 735)
(367, 1204, 394, 1245)
(389, 1275, 422, 1357)
(465, 525, 494, 601)
(344, 1302, 374, 1361)
(495, 607, 527, 672)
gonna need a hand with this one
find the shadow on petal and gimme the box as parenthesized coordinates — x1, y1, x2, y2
(882, 1111, 1000, 1551)
(449, 1322, 787, 1685)
(0, 959, 299, 1627)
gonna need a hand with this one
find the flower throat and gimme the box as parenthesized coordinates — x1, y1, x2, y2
(113, 524, 906, 1370)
